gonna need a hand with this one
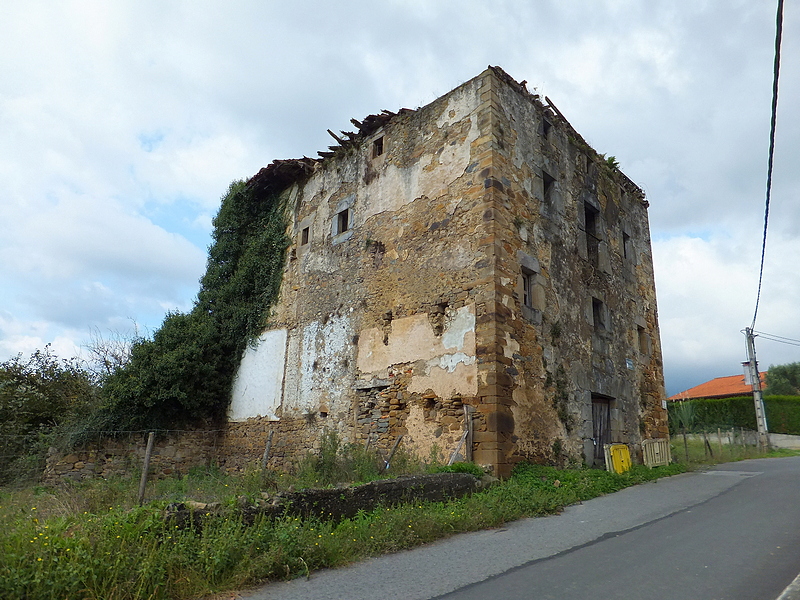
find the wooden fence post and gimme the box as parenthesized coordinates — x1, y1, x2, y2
(464, 405, 474, 462)
(138, 432, 155, 506)
(260, 430, 274, 472)
(383, 435, 404, 472)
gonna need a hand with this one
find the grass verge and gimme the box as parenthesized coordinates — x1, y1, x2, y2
(0, 462, 684, 600)
(670, 436, 800, 466)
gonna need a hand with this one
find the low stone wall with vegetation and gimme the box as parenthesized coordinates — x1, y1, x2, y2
(166, 472, 488, 527)
(43, 419, 367, 484)
(43, 431, 219, 483)
(213, 416, 326, 474)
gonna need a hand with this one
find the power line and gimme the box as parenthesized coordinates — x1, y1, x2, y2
(751, 0, 785, 329)
(753, 330, 800, 348)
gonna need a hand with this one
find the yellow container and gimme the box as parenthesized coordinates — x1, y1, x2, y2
(604, 443, 632, 474)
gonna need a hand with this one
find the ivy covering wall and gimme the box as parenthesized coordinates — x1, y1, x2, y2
(81, 179, 291, 437)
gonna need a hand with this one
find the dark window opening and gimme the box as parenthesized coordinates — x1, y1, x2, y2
(543, 171, 556, 203)
(372, 136, 384, 158)
(301, 226, 310, 245)
(622, 231, 631, 260)
(592, 297, 606, 331)
(337, 208, 350, 234)
(522, 271, 533, 308)
(584, 202, 600, 267)
(542, 118, 552, 139)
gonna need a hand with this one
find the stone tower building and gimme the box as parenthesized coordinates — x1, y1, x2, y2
(228, 66, 669, 477)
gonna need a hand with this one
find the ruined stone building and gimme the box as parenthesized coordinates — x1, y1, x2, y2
(228, 66, 670, 477)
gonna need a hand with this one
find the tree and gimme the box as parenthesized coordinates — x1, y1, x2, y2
(0, 347, 99, 484)
(765, 362, 800, 396)
(82, 325, 137, 382)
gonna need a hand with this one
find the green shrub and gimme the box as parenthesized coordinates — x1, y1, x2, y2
(0, 348, 100, 485)
(764, 396, 800, 434)
(668, 395, 800, 435)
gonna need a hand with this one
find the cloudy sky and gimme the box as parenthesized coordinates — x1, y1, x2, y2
(1, 0, 798, 396)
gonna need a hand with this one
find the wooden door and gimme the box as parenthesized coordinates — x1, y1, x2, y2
(592, 397, 611, 463)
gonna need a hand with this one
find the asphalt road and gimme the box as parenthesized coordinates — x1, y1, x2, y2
(242, 457, 800, 600)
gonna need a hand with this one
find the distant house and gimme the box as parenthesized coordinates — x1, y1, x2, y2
(668, 373, 766, 401)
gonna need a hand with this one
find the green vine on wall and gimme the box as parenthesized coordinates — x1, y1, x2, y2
(81, 179, 291, 437)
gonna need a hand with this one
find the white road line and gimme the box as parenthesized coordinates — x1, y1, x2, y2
(776, 572, 800, 600)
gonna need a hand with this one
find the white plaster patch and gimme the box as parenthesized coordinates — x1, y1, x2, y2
(305, 252, 338, 274)
(436, 85, 478, 128)
(281, 329, 303, 413)
(229, 329, 287, 421)
(438, 352, 475, 373)
(361, 86, 481, 222)
(362, 161, 423, 221)
(441, 305, 476, 351)
(284, 314, 354, 417)
(358, 304, 477, 398)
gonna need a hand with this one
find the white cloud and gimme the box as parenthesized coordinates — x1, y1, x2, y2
(0, 0, 798, 400)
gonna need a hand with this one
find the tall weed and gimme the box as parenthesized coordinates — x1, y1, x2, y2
(0, 460, 686, 600)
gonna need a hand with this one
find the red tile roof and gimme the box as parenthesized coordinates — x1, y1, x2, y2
(668, 372, 766, 401)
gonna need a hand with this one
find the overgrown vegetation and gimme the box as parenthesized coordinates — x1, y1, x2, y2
(0, 178, 293, 483)
(291, 430, 426, 488)
(0, 348, 100, 485)
(0, 459, 684, 600)
(81, 180, 291, 436)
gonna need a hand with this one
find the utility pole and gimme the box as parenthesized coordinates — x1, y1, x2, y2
(744, 328, 770, 449)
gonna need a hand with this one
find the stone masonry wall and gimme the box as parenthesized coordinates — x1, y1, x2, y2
(43, 430, 219, 483)
(481, 68, 669, 468)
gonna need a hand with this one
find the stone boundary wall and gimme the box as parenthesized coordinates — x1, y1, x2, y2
(681, 429, 800, 450)
(43, 418, 340, 484)
(44, 393, 476, 483)
(214, 416, 322, 474)
(43, 430, 219, 484)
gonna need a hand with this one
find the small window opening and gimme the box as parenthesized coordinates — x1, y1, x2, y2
(542, 118, 552, 139)
(584, 203, 600, 267)
(301, 226, 310, 246)
(592, 297, 606, 331)
(336, 208, 350, 234)
(522, 270, 534, 308)
(372, 136, 384, 158)
(622, 231, 631, 260)
(543, 171, 556, 203)
(637, 326, 649, 355)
